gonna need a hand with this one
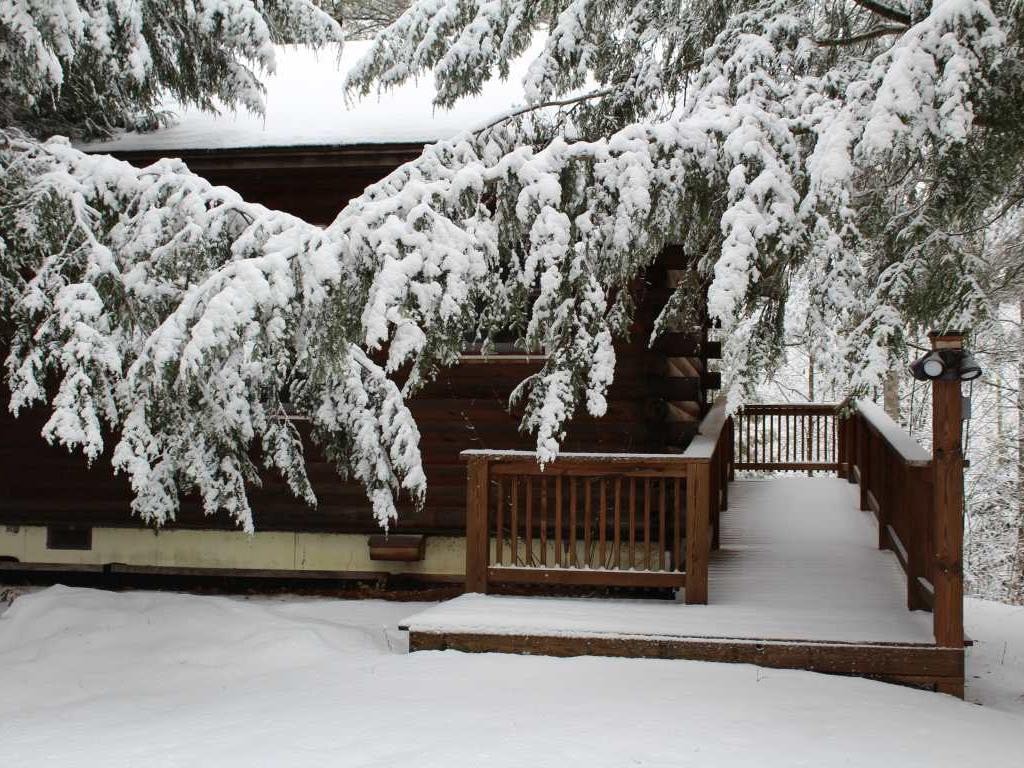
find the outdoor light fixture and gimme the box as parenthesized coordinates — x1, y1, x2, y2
(908, 349, 984, 382)
(956, 352, 982, 382)
(910, 351, 946, 380)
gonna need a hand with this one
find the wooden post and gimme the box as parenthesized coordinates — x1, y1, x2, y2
(877, 437, 889, 550)
(720, 419, 730, 511)
(728, 417, 736, 482)
(930, 332, 965, 661)
(685, 462, 710, 604)
(710, 452, 721, 551)
(837, 410, 848, 479)
(846, 413, 858, 485)
(465, 457, 490, 593)
(858, 417, 871, 510)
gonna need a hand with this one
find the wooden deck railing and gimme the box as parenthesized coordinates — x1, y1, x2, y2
(463, 398, 732, 603)
(845, 399, 936, 614)
(463, 393, 960, 653)
(732, 403, 842, 473)
(740, 398, 961, 657)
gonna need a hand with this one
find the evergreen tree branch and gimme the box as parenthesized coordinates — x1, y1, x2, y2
(815, 25, 907, 46)
(850, 0, 913, 25)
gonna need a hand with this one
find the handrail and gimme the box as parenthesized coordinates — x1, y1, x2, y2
(845, 400, 936, 617)
(460, 449, 692, 463)
(853, 399, 930, 466)
(681, 395, 730, 461)
(739, 402, 840, 413)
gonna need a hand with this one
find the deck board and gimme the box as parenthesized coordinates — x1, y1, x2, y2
(404, 478, 934, 645)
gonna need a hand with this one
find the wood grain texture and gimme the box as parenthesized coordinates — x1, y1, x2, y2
(409, 630, 964, 692)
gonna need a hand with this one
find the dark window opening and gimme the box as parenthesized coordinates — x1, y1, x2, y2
(46, 525, 93, 551)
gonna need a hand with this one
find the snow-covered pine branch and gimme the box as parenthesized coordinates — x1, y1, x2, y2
(348, 0, 1009, 403)
(2, 0, 1022, 532)
(1, 0, 343, 136)
(0, 132, 429, 532)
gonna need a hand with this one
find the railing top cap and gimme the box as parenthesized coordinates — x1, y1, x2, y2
(738, 402, 841, 410)
(679, 394, 730, 460)
(459, 449, 694, 462)
(854, 399, 931, 466)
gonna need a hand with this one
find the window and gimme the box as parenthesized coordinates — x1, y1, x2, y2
(45, 525, 92, 551)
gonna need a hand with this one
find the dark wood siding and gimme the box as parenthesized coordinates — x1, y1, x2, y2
(0, 337, 665, 535)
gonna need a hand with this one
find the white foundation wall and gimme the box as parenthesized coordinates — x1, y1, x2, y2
(0, 525, 467, 577)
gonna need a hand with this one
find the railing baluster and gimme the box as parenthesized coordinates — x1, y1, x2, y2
(555, 476, 563, 567)
(510, 476, 519, 566)
(568, 476, 577, 567)
(629, 478, 636, 569)
(792, 412, 797, 466)
(599, 479, 607, 569)
(495, 477, 504, 566)
(755, 412, 760, 466)
(644, 478, 652, 570)
(540, 477, 548, 566)
(816, 414, 822, 465)
(585, 478, 593, 568)
(770, 411, 778, 466)
(658, 478, 667, 571)
(613, 477, 622, 569)
(774, 411, 778, 466)
(673, 477, 682, 571)
(525, 477, 533, 566)
(746, 410, 751, 465)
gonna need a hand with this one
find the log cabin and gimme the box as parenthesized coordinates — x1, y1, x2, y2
(0, 43, 719, 585)
(0, 44, 967, 695)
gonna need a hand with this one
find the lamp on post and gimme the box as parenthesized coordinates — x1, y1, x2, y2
(909, 345, 983, 383)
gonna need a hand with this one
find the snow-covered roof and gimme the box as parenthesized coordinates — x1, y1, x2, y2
(82, 41, 527, 153)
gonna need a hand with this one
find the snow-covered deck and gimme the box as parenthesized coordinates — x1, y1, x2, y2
(404, 477, 934, 645)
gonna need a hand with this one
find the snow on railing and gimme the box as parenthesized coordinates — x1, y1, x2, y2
(853, 399, 931, 467)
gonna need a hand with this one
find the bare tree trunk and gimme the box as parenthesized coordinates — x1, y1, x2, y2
(808, 352, 815, 401)
(808, 353, 815, 476)
(1012, 298, 1024, 603)
(996, 368, 1004, 447)
(883, 369, 900, 422)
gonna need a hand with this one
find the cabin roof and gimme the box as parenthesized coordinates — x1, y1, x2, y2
(81, 41, 528, 154)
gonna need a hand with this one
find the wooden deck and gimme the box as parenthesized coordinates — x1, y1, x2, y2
(404, 477, 963, 691)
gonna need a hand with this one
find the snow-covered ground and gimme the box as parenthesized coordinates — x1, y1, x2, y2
(0, 586, 1021, 767)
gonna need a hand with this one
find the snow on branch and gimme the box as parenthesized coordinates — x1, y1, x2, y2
(0, 0, 1017, 531)
(1, 0, 343, 137)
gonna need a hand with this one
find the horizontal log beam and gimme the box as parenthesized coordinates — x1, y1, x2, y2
(652, 334, 722, 359)
(649, 376, 719, 401)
